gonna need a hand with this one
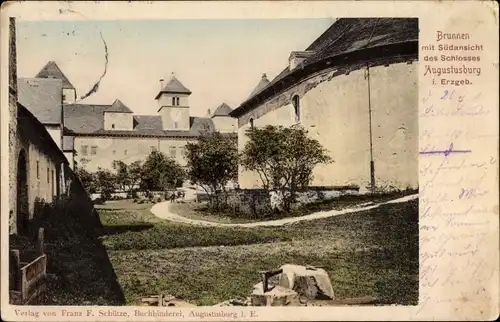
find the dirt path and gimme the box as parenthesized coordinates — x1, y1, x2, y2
(150, 193, 419, 228)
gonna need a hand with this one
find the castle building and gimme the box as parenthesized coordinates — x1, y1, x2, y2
(230, 18, 419, 193)
(8, 20, 74, 235)
(22, 63, 237, 173)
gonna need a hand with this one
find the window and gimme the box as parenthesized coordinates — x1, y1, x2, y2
(51, 169, 55, 197)
(292, 95, 300, 122)
(124, 150, 128, 155)
(91, 146, 97, 155)
(249, 118, 254, 130)
(36, 161, 40, 179)
(172, 97, 176, 105)
(81, 145, 88, 156)
(173, 122, 178, 129)
(47, 167, 50, 183)
(62, 93, 67, 102)
(176, 97, 180, 105)
(111, 124, 115, 129)
(169, 147, 176, 159)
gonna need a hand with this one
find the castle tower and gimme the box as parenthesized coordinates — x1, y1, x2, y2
(248, 73, 270, 99)
(211, 103, 237, 133)
(155, 74, 191, 131)
(36, 61, 76, 104)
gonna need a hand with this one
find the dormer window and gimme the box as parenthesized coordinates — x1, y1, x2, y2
(249, 118, 254, 130)
(292, 95, 300, 122)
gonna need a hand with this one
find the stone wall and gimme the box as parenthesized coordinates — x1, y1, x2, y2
(8, 17, 18, 233)
(237, 60, 418, 192)
(222, 186, 360, 216)
(223, 189, 273, 216)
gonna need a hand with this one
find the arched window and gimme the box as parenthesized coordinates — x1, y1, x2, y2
(292, 95, 300, 122)
(176, 97, 180, 105)
(249, 118, 254, 130)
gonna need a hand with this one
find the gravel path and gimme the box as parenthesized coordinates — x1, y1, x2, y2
(150, 192, 419, 228)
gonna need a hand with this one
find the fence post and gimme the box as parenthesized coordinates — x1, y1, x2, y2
(37, 228, 45, 256)
(10, 250, 21, 291)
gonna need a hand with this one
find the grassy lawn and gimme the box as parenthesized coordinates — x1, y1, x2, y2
(97, 198, 418, 306)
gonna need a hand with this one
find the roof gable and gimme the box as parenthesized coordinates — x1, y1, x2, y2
(155, 76, 192, 99)
(212, 103, 233, 117)
(36, 61, 75, 90)
(17, 78, 63, 125)
(106, 99, 133, 113)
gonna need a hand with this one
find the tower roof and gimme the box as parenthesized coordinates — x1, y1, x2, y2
(36, 61, 75, 90)
(248, 73, 270, 99)
(212, 103, 233, 117)
(106, 99, 133, 113)
(155, 75, 192, 99)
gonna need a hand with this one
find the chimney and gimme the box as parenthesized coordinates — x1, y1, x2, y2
(159, 78, 164, 90)
(262, 73, 267, 79)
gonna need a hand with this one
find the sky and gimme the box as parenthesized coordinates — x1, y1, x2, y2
(16, 18, 334, 116)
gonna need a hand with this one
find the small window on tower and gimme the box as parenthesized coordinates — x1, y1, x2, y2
(249, 118, 254, 130)
(112, 124, 115, 129)
(172, 97, 176, 105)
(176, 97, 180, 105)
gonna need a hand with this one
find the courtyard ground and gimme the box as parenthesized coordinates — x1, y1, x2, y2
(96, 197, 419, 306)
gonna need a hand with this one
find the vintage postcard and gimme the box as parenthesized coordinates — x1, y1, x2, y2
(1, 1, 498, 321)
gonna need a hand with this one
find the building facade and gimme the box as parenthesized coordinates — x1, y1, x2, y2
(231, 18, 419, 193)
(22, 63, 238, 174)
(64, 76, 237, 173)
(8, 19, 74, 235)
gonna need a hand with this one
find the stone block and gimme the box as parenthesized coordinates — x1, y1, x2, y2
(251, 282, 299, 306)
(278, 264, 335, 300)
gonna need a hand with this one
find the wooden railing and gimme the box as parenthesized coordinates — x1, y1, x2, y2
(10, 228, 47, 305)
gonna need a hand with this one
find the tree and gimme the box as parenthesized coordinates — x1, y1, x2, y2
(74, 165, 96, 195)
(112, 160, 143, 197)
(240, 124, 332, 212)
(185, 131, 238, 209)
(94, 167, 116, 202)
(140, 151, 185, 194)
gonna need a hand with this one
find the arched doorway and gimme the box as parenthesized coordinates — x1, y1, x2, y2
(16, 149, 29, 234)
